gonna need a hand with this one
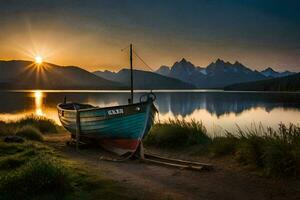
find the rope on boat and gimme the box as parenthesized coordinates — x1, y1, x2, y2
(121, 44, 155, 73)
(132, 50, 155, 72)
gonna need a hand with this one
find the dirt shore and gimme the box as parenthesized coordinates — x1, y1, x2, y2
(45, 133, 300, 200)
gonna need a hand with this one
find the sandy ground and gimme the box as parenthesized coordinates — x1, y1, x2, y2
(46, 133, 300, 200)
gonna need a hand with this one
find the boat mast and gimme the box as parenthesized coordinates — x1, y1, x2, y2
(130, 44, 134, 104)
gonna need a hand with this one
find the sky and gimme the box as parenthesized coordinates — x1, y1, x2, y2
(0, 0, 300, 72)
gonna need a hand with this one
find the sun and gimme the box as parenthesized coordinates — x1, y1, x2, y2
(35, 55, 43, 64)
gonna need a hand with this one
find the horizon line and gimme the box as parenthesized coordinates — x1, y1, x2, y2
(0, 58, 296, 73)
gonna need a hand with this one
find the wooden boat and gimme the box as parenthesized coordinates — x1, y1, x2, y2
(57, 44, 158, 155)
(57, 96, 157, 155)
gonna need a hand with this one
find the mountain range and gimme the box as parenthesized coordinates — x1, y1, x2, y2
(93, 69, 195, 89)
(0, 60, 121, 89)
(155, 58, 296, 88)
(0, 59, 297, 90)
(260, 67, 295, 78)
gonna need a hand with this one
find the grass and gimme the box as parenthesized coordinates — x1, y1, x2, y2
(15, 125, 43, 141)
(209, 134, 238, 156)
(0, 156, 72, 200)
(0, 140, 134, 200)
(218, 124, 300, 177)
(0, 141, 68, 200)
(146, 119, 300, 177)
(0, 115, 58, 143)
(0, 121, 15, 136)
(13, 114, 58, 133)
(144, 118, 211, 148)
(1, 113, 299, 199)
(0, 116, 134, 200)
(0, 115, 57, 137)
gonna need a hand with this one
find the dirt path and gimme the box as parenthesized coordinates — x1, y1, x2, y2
(46, 134, 300, 200)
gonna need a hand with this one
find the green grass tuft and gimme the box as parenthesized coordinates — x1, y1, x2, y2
(210, 134, 238, 157)
(145, 118, 211, 148)
(15, 115, 58, 133)
(0, 115, 58, 137)
(145, 119, 300, 177)
(234, 135, 265, 166)
(211, 123, 300, 177)
(0, 156, 72, 200)
(263, 142, 299, 176)
(15, 125, 43, 141)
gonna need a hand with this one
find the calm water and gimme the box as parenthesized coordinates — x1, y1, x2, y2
(0, 90, 300, 135)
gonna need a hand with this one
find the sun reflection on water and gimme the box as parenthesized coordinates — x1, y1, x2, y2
(34, 90, 44, 116)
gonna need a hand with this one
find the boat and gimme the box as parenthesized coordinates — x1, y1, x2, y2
(57, 44, 158, 155)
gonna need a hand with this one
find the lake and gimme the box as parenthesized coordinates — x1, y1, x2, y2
(0, 90, 300, 135)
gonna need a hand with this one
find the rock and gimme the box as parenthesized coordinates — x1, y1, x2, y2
(4, 135, 25, 143)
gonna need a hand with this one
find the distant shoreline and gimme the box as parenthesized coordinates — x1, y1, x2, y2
(0, 89, 299, 94)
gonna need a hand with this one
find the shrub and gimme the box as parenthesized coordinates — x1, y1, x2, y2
(15, 125, 43, 141)
(0, 157, 72, 200)
(145, 118, 211, 148)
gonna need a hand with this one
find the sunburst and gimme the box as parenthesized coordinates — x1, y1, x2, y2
(35, 55, 43, 64)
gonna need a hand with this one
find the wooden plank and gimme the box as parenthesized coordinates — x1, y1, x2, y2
(143, 158, 204, 171)
(144, 153, 213, 170)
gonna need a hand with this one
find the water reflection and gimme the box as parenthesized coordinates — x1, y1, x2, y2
(0, 90, 299, 134)
(34, 91, 44, 116)
(155, 92, 300, 117)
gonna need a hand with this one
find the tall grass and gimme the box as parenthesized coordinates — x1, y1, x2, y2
(211, 123, 300, 176)
(0, 115, 57, 137)
(209, 133, 238, 156)
(146, 119, 300, 177)
(145, 118, 211, 148)
(14, 115, 58, 133)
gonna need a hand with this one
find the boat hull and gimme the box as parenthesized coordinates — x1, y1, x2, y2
(57, 100, 156, 155)
(98, 139, 140, 155)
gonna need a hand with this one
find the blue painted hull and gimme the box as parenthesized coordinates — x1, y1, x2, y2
(57, 100, 157, 154)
